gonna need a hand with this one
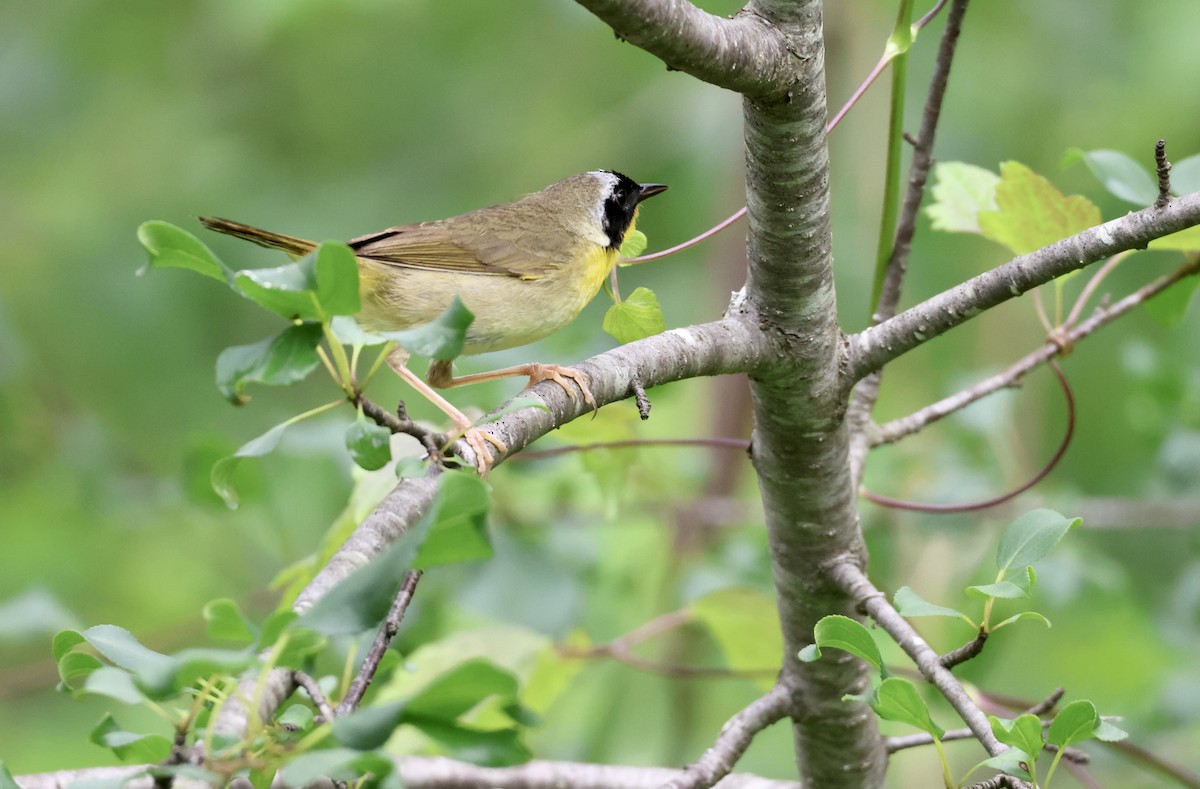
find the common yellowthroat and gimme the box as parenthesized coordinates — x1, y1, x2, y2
(200, 170, 667, 473)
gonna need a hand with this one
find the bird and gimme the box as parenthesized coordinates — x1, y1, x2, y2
(199, 170, 668, 474)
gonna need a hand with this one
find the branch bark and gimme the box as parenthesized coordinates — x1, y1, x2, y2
(845, 191, 1200, 384)
(572, 0, 796, 99)
(736, 0, 885, 784)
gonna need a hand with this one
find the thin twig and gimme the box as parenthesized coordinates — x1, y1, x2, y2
(1023, 687, 1064, 716)
(862, 360, 1073, 513)
(872, 254, 1200, 445)
(658, 684, 794, 789)
(356, 392, 446, 460)
(829, 562, 1006, 756)
(939, 630, 988, 668)
(335, 569, 422, 716)
(1156, 139, 1173, 208)
(630, 374, 652, 419)
(290, 670, 335, 723)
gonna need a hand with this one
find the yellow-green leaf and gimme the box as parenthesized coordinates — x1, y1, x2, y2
(602, 287, 664, 344)
(979, 161, 1101, 255)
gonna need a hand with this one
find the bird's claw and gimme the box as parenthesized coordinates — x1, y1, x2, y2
(525, 364, 597, 413)
(451, 426, 508, 477)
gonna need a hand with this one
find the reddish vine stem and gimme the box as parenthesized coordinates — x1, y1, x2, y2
(861, 360, 1074, 513)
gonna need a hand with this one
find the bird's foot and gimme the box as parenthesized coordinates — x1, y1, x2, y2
(523, 363, 597, 411)
(449, 424, 508, 477)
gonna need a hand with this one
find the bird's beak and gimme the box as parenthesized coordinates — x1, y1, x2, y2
(636, 183, 669, 203)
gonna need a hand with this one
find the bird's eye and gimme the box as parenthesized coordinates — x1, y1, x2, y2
(613, 188, 625, 201)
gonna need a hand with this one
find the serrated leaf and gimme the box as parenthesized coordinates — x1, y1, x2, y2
(997, 509, 1081, 573)
(804, 615, 883, 674)
(137, 221, 233, 283)
(1062, 148, 1158, 206)
(603, 286, 665, 344)
(618, 228, 648, 260)
(925, 162, 1001, 233)
(979, 161, 1101, 256)
(380, 297, 474, 360)
(314, 242, 361, 316)
(81, 625, 175, 676)
(330, 314, 388, 347)
(89, 714, 172, 762)
(346, 416, 393, 471)
(215, 323, 324, 405)
(1047, 700, 1099, 747)
(870, 677, 944, 738)
(966, 581, 1028, 599)
(1171, 154, 1200, 196)
(689, 588, 783, 688)
(990, 714, 1046, 757)
(893, 586, 965, 619)
(203, 598, 256, 643)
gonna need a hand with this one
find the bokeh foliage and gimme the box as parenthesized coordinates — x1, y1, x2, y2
(2, 0, 1200, 782)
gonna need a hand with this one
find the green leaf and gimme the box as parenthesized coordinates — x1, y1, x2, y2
(346, 416, 393, 471)
(280, 749, 397, 787)
(893, 586, 965, 618)
(215, 323, 324, 405)
(278, 703, 315, 733)
(475, 395, 551, 425)
(52, 629, 87, 662)
(314, 242, 361, 316)
(330, 314, 389, 347)
(82, 666, 149, 706)
(965, 581, 1028, 599)
(801, 615, 883, 674)
(334, 699, 408, 750)
(81, 625, 175, 677)
(997, 509, 1081, 573)
(602, 287, 665, 344)
(412, 472, 493, 568)
(234, 255, 322, 321)
(89, 714, 172, 762)
(618, 228, 648, 260)
(380, 297, 474, 360)
(979, 161, 1102, 255)
(925, 162, 1000, 233)
(301, 474, 491, 635)
(991, 611, 1051, 630)
(1062, 148, 1158, 205)
(0, 762, 21, 789)
(411, 720, 530, 767)
(980, 748, 1034, 779)
(211, 402, 339, 509)
(690, 587, 782, 687)
(56, 650, 103, 688)
(1148, 225, 1200, 252)
(203, 598, 256, 643)
(404, 659, 520, 721)
(1143, 269, 1200, 327)
(1171, 154, 1200, 195)
(1047, 699, 1099, 747)
(869, 677, 944, 738)
(1095, 720, 1129, 742)
(990, 714, 1046, 757)
(137, 221, 232, 283)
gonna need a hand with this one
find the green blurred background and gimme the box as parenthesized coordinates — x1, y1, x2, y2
(3, 0, 1199, 783)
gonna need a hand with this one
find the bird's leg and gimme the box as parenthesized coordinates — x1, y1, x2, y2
(427, 359, 597, 411)
(386, 349, 506, 475)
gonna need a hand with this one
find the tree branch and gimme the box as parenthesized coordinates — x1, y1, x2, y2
(660, 684, 794, 789)
(828, 561, 1006, 756)
(572, 0, 796, 99)
(335, 569, 422, 715)
(871, 253, 1200, 445)
(844, 191, 1200, 385)
(13, 759, 802, 789)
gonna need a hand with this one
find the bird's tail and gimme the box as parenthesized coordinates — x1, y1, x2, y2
(198, 216, 317, 258)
